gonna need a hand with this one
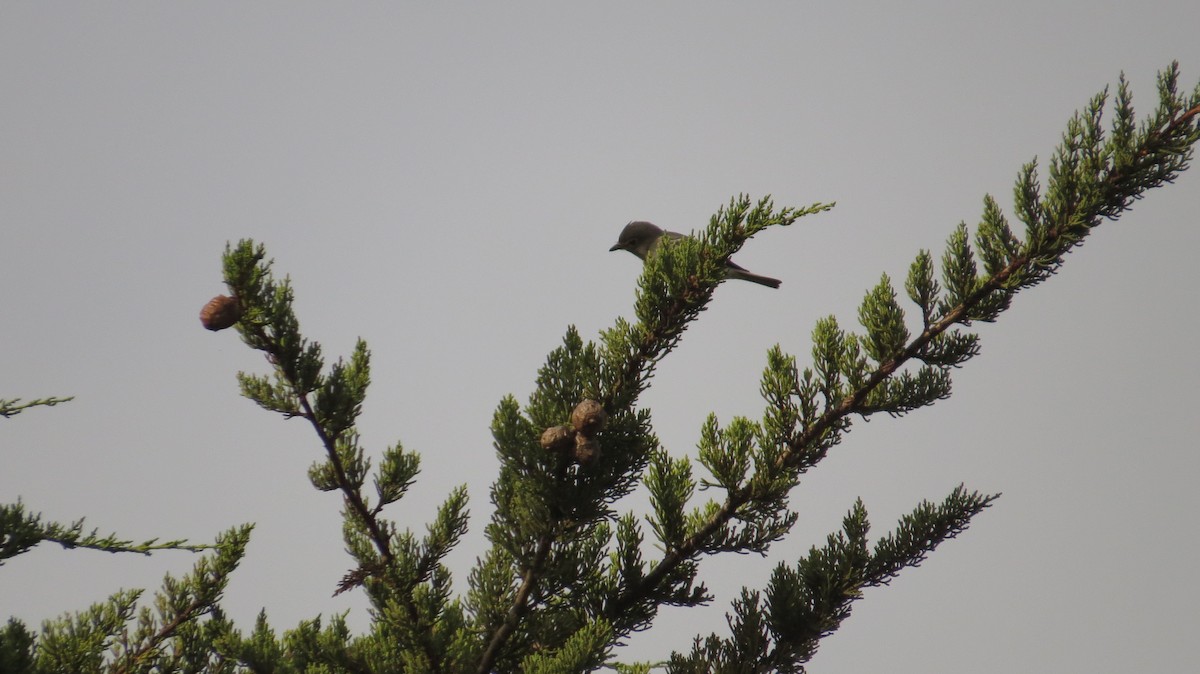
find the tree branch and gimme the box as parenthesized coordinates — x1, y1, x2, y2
(476, 534, 554, 674)
(606, 98, 1200, 627)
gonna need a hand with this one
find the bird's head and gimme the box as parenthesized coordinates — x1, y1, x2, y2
(609, 221, 664, 259)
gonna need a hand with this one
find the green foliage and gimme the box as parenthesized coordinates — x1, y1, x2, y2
(667, 488, 997, 673)
(0, 619, 37, 673)
(0, 396, 73, 419)
(0, 527, 250, 674)
(4, 63, 1198, 672)
(0, 501, 209, 564)
(37, 590, 140, 673)
(858, 275, 909, 363)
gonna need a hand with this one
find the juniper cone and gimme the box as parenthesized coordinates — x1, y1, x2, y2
(609, 220, 782, 288)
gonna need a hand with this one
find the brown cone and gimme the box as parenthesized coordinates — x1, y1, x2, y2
(571, 399, 607, 436)
(540, 425, 576, 453)
(200, 295, 241, 331)
(573, 434, 601, 466)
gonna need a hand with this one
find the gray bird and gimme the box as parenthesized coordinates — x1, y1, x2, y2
(609, 221, 781, 288)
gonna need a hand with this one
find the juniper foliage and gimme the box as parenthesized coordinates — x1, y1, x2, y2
(3, 64, 1199, 673)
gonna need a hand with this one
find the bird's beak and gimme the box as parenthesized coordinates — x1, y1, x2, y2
(609, 243, 624, 252)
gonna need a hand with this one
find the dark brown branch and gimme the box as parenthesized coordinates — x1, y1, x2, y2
(243, 318, 443, 673)
(476, 534, 554, 674)
(113, 594, 211, 674)
(297, 393, 444, 673)
(295, 394, 394, 567)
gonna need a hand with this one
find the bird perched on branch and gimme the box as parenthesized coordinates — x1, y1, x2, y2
(609, 220, 781, 288)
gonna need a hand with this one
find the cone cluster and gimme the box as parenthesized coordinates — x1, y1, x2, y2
(540, 398, 608, 466)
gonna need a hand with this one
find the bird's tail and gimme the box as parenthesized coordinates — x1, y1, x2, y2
(728, 269, 782, 289)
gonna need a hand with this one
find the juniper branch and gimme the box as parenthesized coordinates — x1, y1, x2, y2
(0, 501, 209, 565)
(476, 534, 554, 674)
(607, 66, 1200, 633)
(223, 243, 445, 673)
(0, 396, 73, 419)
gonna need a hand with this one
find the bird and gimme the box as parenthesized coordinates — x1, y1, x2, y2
(609, 220, 781, 288)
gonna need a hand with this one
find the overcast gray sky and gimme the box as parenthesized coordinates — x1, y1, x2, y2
(3, 3, 1199, 672)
